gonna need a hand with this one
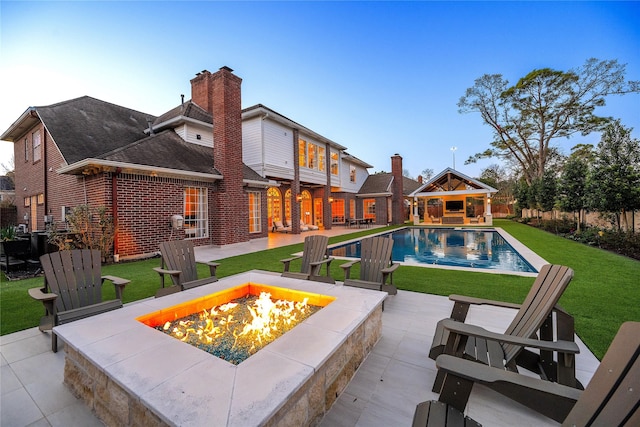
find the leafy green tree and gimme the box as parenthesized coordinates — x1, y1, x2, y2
(557, 145, 593, 231)
(587, 121, 640, 231)
(459, 59, 639, 185)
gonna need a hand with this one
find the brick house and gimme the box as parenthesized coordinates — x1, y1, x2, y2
(1, 66, 416, 259)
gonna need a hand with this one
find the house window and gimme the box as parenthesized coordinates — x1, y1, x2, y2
(184, 187, 208, 238)
(318, 146, 325, 172)
(363, 198, 376, 220)
(330, 151, 339, 175)
(331, 199, 345, 223)
(248, 191, 261, 233)
(37, 193, 44, 205)
(32, 130, 41, 162)
(24, 138, 29, 162)
(298, 139, 307, 169)
(267, 187, 281, 229)
(284, 189, 292, 222)
(24, 197, 30, 207)
(307, 142, 317, 169)
(349, 165, 356, 183)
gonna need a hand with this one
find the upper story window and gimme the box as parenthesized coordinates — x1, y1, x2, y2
(308, 142, 317, 169)
(32, 130, 41, 162)
(24, 138, 29, 162)
(349, 165, 356, 183)
(298, 139, 307, 168)
(318, 146, 325, 172)
(330, 151, 339, 176)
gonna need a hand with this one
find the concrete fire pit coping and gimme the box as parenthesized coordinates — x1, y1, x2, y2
(54, 270, 386, 426)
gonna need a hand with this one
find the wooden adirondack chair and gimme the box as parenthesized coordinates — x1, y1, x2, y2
(412, 400, 481, 427)
(433, 321, 640, 425)
(340, 236, 399, 295)
(28, 249, 130, 352)
(429, 264, 579, 392)
(280, 235, 334, 283)
(153, 240, 220, 297)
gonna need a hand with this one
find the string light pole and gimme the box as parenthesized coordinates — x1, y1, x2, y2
(450, 146, 457, 169)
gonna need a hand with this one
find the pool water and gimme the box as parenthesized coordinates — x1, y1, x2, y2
(329, 228, 537, 273)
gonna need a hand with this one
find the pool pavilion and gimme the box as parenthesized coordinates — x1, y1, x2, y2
(409, 168, 498, 226)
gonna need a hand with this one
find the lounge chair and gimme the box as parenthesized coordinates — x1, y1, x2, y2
(429, 264, 579, 392)
(28, 249, 130, 352)
(432, 321, 640, 425)
(272, 220, 291, 233)
(340, 236, 399, 295)
(301, 219, 319, 230)
(153, 240, 220, 297)
(430, 216, 442, 224)
(280, 235, 334, 283)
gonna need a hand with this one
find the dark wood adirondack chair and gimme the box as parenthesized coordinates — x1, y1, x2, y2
(429, 264, 579, 392)
(153, 240, 220, 297)
(412, 400, 481, 427)
(28, 249, 130, 352)
(280, 235, 334, 283)
(433, 321, 640, 425)
(340, 236, 399, 295)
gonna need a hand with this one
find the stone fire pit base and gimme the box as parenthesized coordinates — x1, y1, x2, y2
(55, 270, 385, 426)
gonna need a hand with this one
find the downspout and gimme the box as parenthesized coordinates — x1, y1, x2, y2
(112, 168, 121, 258)
(42, 127, 48, 230)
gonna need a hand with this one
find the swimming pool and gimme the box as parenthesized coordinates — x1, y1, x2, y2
(328, 227, 538, 273)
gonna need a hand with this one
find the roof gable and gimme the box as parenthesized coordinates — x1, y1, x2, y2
(410, 168, 497, 196)
(358, 173, 393, 195)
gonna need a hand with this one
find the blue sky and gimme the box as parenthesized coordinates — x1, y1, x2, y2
(1, 1, 638, 179)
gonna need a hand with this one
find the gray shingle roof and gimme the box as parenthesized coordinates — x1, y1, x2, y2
(153, 100, 212, 127)
(99, 130, 220, 175)
(359, 173, 422, 196)
(36, 96, 154, 164)
(358, 173, 393, 194)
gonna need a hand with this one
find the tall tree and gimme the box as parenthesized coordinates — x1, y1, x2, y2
(459, 58, 639, 184)
(557, 145, 593, 231)
(587, 120, 640, 231)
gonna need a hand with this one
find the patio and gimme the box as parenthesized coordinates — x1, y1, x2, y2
(1, 228, 599, 426)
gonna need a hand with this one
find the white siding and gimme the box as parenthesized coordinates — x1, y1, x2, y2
(340, 160, 368, 193)
(262, 120, 295, 180)
(174, 124, 186, 140)
(242, 118, 263, 174)
(185, 123, 213, 147)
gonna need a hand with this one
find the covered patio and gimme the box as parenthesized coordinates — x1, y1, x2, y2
(409, 168, 498, 226)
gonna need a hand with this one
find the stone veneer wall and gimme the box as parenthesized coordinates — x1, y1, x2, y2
(62, 305, 383, 427)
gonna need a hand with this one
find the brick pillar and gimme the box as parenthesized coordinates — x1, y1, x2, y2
(209, 66, 248, 245)
(391, 154, 404, 225)
(324, 142, 332, 230)
(291, 129, 301, 234)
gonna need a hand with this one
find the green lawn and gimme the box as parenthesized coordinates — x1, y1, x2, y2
(1, 219, 638, 359)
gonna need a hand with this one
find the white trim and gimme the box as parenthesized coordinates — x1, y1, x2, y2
(57, 158, 223, 181)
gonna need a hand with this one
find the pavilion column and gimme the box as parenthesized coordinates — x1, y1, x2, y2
(485, 193, 493, 225)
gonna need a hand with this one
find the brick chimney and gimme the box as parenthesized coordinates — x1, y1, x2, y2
(191, 66, 248, 245)
(391, 154, 404, 225)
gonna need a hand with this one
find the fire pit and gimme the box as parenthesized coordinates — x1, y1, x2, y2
(54, 270, 385, 426)
(137, 283, 334, 364)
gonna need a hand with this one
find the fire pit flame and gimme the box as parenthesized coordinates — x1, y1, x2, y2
(154, 291, 320, 364)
